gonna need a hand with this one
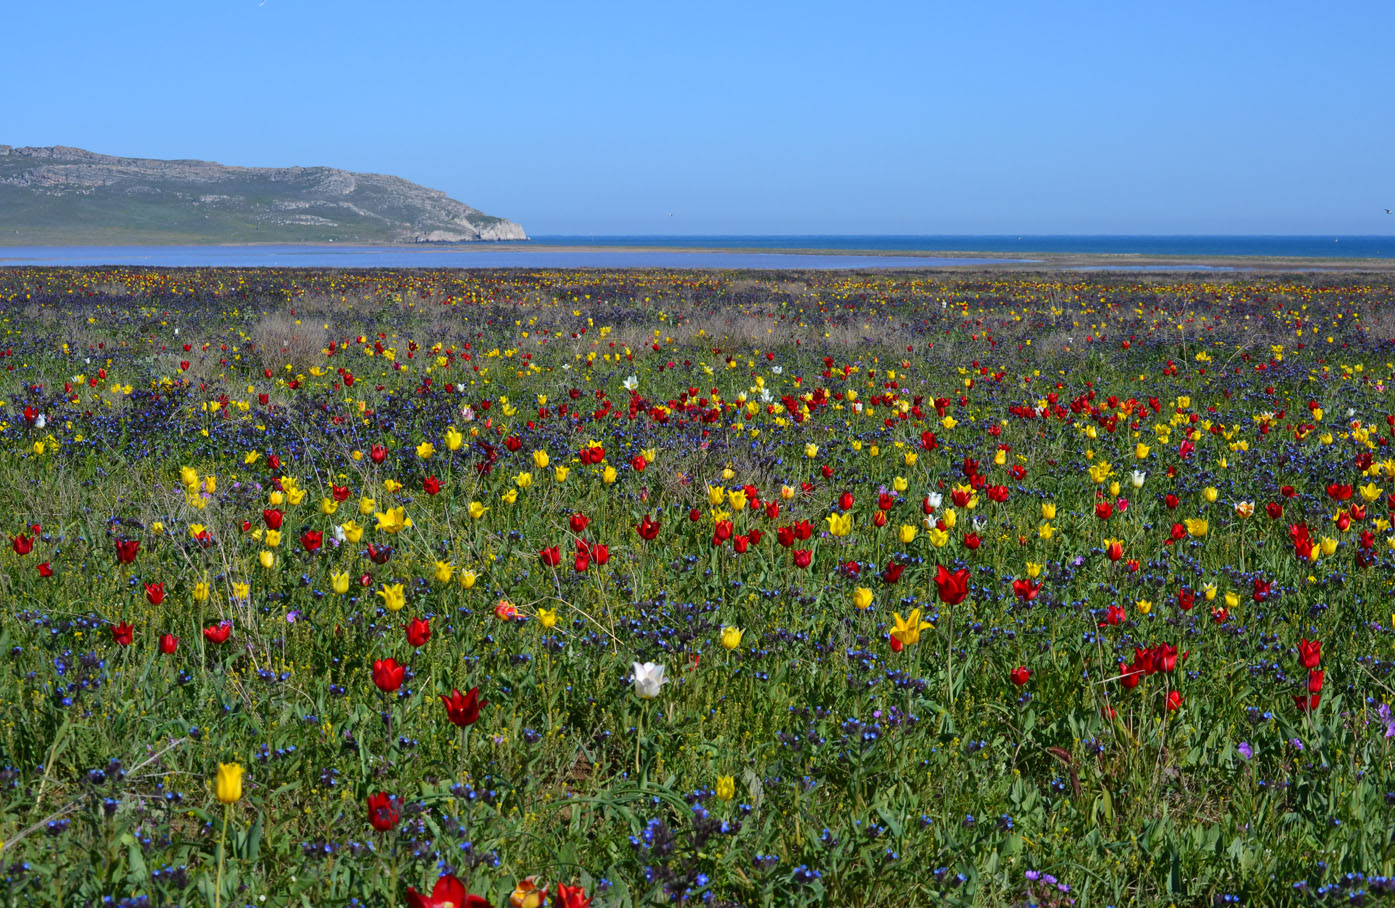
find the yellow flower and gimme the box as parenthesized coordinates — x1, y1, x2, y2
(641, 447, 657, 464)
(826, 512, 853, 537)
(1224, 591, 1240, 608)
(1041, 502, 1057, 520)
(286, 486, 306, 506)
(232, 582, 250, 601)
(602, 466, 617, 484)
(538, 607, 559, 629)
(433, 561, 455, 584)
(416, 441, 435, 459)
(501, 488, 519, 505)
(781, 484, 796, 500)
(1202, 582, 1217, 601)
(1137, 598, 1152, 615)
(360, 497, 376, 516)
(331, 571, 350, 595)
(554, 466, 570, 482)
(1026, 561, 1043, 578)
(1134, 443, 1150, 459)
(320, 497, 340, 516)
(727, 489, 748, 511)
(258, 550, 275, 569)
(382, 479, 401, 494)
(267, 490, 284, 506)
(180, 465, 199, 489)
(460, 569, 478, 589)
(708, 485, 726, 506)
(898, 524, 918, 544)
(720, 626, 744, 650)
(374, 507, 412, 534)
(444, 427, 464, 451)
(1234, 501, 1254, 519)
(892, 476, 909, 492)
(805, 443, 819, 458)
(941, 508, 957, 529)
(716, 775, 736, 801)
(244, 450, 261, 465)
(341, 520, 364, 543)
(1038, 522, 1056, 541)
(1360, 482, 1383, 502)
(377, 583, 406, 612)
(1320, 536, 1338, 556)
(926, 527, 949, 547)
(515, 472, 533, 488)
(215, 763, 244, 804)
(532, 449, 550, 469)
(903, 451, 918, 466)
(264, 529, 281, 548)
(1184, 518, 1209, 538)
(193, 581, 210, 602)
(150, 521, 164, 536)
(468, 501, 489, 520)
(891, 608, 933, 646)
(1202, 486, 1218, 504)
(853, 587, 874, 610)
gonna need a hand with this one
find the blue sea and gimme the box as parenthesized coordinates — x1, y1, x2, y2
(0, 235, 1390, 269)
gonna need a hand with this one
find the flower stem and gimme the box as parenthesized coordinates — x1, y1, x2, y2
(214, 802, 230, 908)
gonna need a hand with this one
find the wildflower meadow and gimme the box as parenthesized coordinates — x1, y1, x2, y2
(2, 267, 1395, 907)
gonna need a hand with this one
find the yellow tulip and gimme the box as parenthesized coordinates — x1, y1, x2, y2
(469, 501, 489, 520)
(331, 571, 350, 595)
(445, 427, 464, 451)
(720, 626, 744, 650)
(716, 775, 736, 801)
(1202, 487, 1218, 504)
(602, 466, 617, 484)
(258, 550, 275, 569)
(215, 763, 244, 804)
(554, 466, 570, 482)
(532, 449, 550, 469)
(538, 607, 559, 629)
(433, 561, 455, 584)
(416, 441, 435, 459)
(377, 583, 406, 612)
(460, 570, 478, 589)
(853, 587, 874, 610)
(1041, 502, 1057, 520)
(193, 581, 210, 602)
(891, 608, 933, 646)
(898, 524, 918, 544)
(360, 497, 376, 516)
(341, 520, 363, 543)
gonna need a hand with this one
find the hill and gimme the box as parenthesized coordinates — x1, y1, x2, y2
(0, 145, 526, 245)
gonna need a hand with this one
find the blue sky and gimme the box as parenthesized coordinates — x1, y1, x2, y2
(5, 1, 1393, 235)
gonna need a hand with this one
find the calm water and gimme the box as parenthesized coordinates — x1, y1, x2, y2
(534, 235, 1395, 258)
(0, 245, 1019, 270)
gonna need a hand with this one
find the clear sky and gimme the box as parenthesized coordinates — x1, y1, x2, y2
(5, 0, 1393, 235)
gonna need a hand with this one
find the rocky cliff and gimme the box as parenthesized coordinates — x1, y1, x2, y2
(0, 145, 526, 244)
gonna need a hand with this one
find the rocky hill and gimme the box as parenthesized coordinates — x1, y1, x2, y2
(0, 145, 526, 244)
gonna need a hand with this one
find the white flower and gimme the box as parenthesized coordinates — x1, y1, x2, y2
(771, 365, 783, 375)
(926, 492, 943, 509)
(1130, 470, 1146, 488)
(332, 524, 347, 545)
(972, 515, 987, 532)
(632, 661, 667, 699)
(622, 375, 639, 391)
(34, 414, 46, 429)
(759, 388, 773, 404)
(460, 405, 475, 423)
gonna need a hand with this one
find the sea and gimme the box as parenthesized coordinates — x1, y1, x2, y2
(0, 235, 1390, 270)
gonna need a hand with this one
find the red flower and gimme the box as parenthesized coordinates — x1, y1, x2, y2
(1095, 502, 1113, 520)
(1011, 579, 1040, 601)
(1119, 661, 1142, 689)
(1252, 578, 1272, 602)
(689, 508, 702, 522)
(301, 530, 323, 552)
(793, 549, 812, 569)
(539, 546, 562, 568)
(203, 621, 232, 644)
(590, 543, 609, 565)
(963, 532, 981, 550)
(1099, 604, 1126, 627)
(370, 445, 388, 464)
(332, 484, 351, 502)
(838, 491, 854, 511)
(159, 633, 179, 654)
(888, 633, 904, 653)
(37, 562, 52, 577)
(934, 565, 970, 605)
(1164, 494, 1179, 510)
(1166, 690, 1183, 711)
(733, 535, 749, 554)
(574, 549, 590, 572)
(111, 621, 134, 646)
(372, 658, 405, 692)
(145, 582, 165, 606)
(405, 874, 493, 908)
(1308, 669, 1324, 694)
(11, 534, 32, 556)
(115, 538, 140, 563)
(1155, 643, 1179, 673)
(882, 561, 905, 584)
(569, 513, 590, 533)
(440, 687, 485, 726)
(1294, 694, 1321, 712)
(1298, 638, 1322, 669)
(636, 515, 661, 541)
(1265, 501, 1283, 519)
(1009, 666, 1030, 686)
(367, 544, 392, 565)
(367, 791, 399, 831)
(555, 883, 593, 908)
(1176, 588, 1194, 611)
(263, 509, 284, 530)
(406, 617, 431, 648)
(422, 475, 441, 496)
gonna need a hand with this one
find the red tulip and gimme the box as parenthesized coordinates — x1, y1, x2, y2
(11, 534, 32, 556)
(1298, 638, 1322, 669)
(636, 515, 661, 541)
(145, 582, 165, 605)
(1119, 662, 1142, 689)
(366, 791, 399, 831)
(115, 538, 140, 563)
(963, 532, 981, 550)
(111, 621, 134, 646)
(372, 658, 405, 692)
(37, 562, 53, 577)
(370, 444, 388, 463)
(1012, 579, 1040, 601)
(569, 513, 590, 533)
(882, 561, 905, 584)
(405, 874, 493, 908)
(888, 633, 905, 653)
(838, 491, 854, 510)
(1294, 694, 1321, 712)
(1009, 666, 1030, 686)
(688, 507, 702, 522)
(1308, 669, 1324, 694)
(159, 633, 179, 654)
(1166, 690, 1183, 711)
(574, 549, 590, 572)
(440, 687, 485, 726)
(555, 883, 593, 908)
(539, 546, 562, 568)
(301, 530, 323, 552)
(934, 565, 970, 605)
(1176, 588, 1194, 611)
(203, 622, 232, 644)
(406, 617, 431, 648)
(422, 475, 441, 496)
(793, 549, 812, 569)
(332, 484, 351, 502)
(263, 509, 284, 530)
(1265, 501, 1283, 519)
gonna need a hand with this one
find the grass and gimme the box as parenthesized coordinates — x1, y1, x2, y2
(0, 267, 1393, 907)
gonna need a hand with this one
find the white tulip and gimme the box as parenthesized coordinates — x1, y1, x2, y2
(632, 662, 667, 699)
(622, 375, 639, 391)
(926, 492, 944, 509)
(1130, 470, 1146, 488)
